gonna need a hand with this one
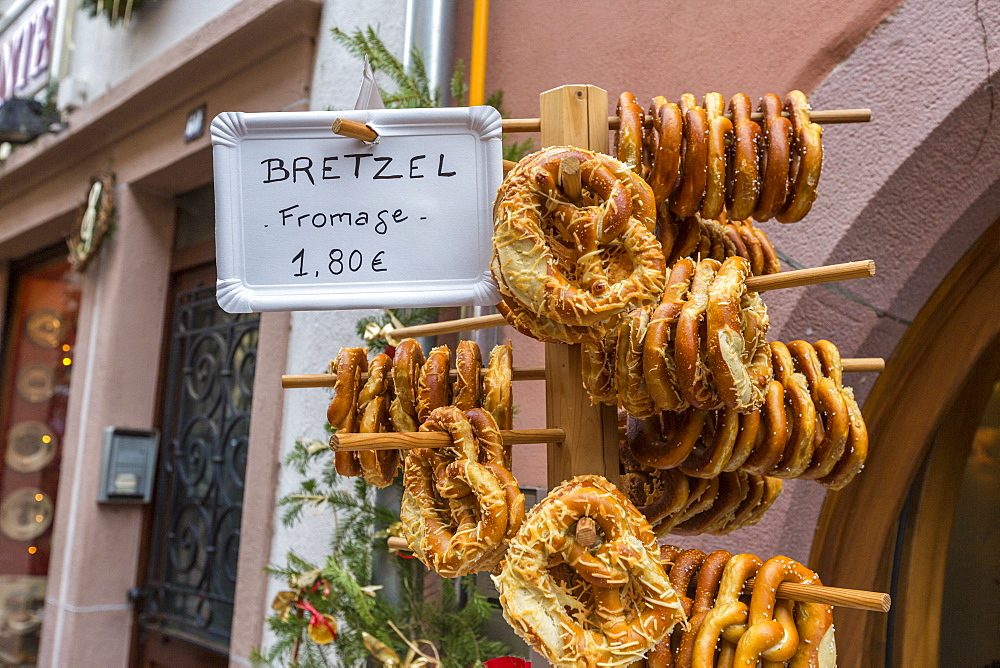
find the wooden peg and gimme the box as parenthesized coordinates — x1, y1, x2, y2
(559, 156, 582, 202)
(745, 260, 875, 293)
(332, 118, 379, 142)
(575, 517, 598, 548)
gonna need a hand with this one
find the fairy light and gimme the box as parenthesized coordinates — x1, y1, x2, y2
(62, 357, 72, 366)
(28, 546, 37, 555)
(34, 493, 44, 501)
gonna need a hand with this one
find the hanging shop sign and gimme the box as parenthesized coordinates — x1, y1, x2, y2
(211, 107, 503, 313)
(0, 0, 57, 104)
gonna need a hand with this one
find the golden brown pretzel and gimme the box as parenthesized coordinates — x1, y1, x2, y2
(582, 328, 618, 405)
(714, 553, 763, 644)
(615, 92, 645, 172)
(355, 354, 400, 486)
(496, 289, 602, 344)
(723, 408, 761, 472)
(655, 475, 718, 535)
(400, 407, 520, 576)
(671, 94, 709, 217)
(813, 339, 844, 387)
(768, 342, 817, 478)
(482, 343, 513, 431)
(715, 473, 766, 534)
(668, 548, 708, 614)
(495, 475, 684, 665)
(671, 471, 749, 536)
(675, 550, 733, 668)
(819, 385, 868, 490)
(680, 406, 740, 478)
(453, 340, 482, 411)
(753, 93, 794, 222)
(753, 225, 783, 275)
(647, 97, 684, 208)
(616, 306, 657, 417)
(675, 259, 724, 409)
(416, 345, 452, 422)
(621, 467, 691, 527)
(777, 90, 824, 223)
(702, 93, 734, 220)
(741, 476, 784, 528)
(667, 214, 702, 265)
(328, 347, 368, 477)
(389, 338, 424, 432)
(644, 259, 696, 411)
(738, 556, 834, 666)
(706, 256, 772, 412)
(493, 147, 665, 330)
(736, 222, 764, 276)
(787, 341, 850, 479)
(726, 93, 761, 220)
(626, 409, 709, 470)
(739, 379, 789, 475)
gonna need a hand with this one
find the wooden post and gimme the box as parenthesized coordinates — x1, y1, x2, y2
(539, 85, 620, 490)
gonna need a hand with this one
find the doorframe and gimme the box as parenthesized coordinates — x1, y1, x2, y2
(809, 218, 1000, 665)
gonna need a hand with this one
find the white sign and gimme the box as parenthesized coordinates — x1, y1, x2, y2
(0, 0, 56, 103)
(211, 107, 503, 313)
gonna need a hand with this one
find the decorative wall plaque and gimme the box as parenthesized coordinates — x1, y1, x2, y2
(0, 489, 52, 541)
(67, 172, 116, 272)
(5, 422, 58, 473)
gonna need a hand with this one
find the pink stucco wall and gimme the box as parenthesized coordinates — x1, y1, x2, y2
(460, 0, 1000, 565)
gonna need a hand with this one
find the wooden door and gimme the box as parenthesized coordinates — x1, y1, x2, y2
(133, 262, 260, 666)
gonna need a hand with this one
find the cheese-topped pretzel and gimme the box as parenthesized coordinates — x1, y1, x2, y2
(707, 256, 772, 412)
(583, 327, 618, 405)
(675, 550, 733, 668)
(702, 93, 734, 220)
(400, 407, 520, 576)
(787, 340, 850, 479)
(753, 93, 794, 222)
(616, 306, 657, 417)
(453, 340, 482, 411)
(496, 289, 601, 344)
(389, 338, 424, 432)
(482, 343, 513, 431)
(626, 409, 709, 470)
(493, 147, 665, 330)
(494, 475, 685, 665)
(769, 342, 817, 478)
(615, 92, 645, 172)
(671, 94, 709, 217)
(676, 259, 723, 409)
(738, 556, 834, 666)
(416, 345, 452, 422)
(646, 96, 683, 207)
(328, 347, 368, 477)
(355, 354, 400, 487)
(644, 258, 696, 412)
(726, 93, 762, 220)
(777, 90, 824, 223)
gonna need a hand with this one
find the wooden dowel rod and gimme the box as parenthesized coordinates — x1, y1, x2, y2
(332, 118, 379, 142)
(841, 357, 885, 373)
(746, 260, 875, 293)
(501, 109, 872, 134)
(559, 156, 582, 202)
(390, 261, 875, 338)
(388, 536, 409, 551)
(281, 366, 547, 389)
(743, 578, 891, 613)
(330, 428, 565, 452)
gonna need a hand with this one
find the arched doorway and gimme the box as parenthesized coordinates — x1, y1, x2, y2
(810, 219, 1000, 665)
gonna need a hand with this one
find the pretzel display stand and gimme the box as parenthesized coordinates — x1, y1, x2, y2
(287, 84, 890, 662)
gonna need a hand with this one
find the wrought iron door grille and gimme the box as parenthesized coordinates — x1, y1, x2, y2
(141, 285, 259, 652)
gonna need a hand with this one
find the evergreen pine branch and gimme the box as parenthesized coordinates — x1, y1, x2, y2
(330, 27, 436, 109)
(451, 59, 468, 106)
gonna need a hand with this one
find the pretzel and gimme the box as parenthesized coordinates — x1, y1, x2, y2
(753, 225, 783, 274)
(616, 306, 657, 417)
(483, 343, 513, 432)
(777, 90, 824, 223)
(653, 475, 715, 535)
(787, 341, 850, 479)
(495, 475, 685, 665)
(738, 556, 834, 666)
(496, 289, 601, 344)
(328, 348, 368, 477)
(355, 354, 400, 486)
(700, 93, 733, 221)
(715, 553, 763, 644)
(769, 342, 817, 478)
(680, 406, 740, 478)
(453, 340, 482, 411)
(389, 338, 424, 432)
(465, 407, 524, 558)
(675, 259, 723, 409)
(416, 345, 452, 421)
(716, 472, 767, 534)
(644, 259, 696, 411)
(706, 256, 772, 413)
(820, 385, 868, 490)
(723, 408, 761, 472)
(582, 328, 618, 405)
(621, 466, 691, 527)
(813, 339, 844, 386)
(668, 548, 708, 615)
(753, 93, 794, 222)
(400, 407, 519, 576)
(726, 93, 761, 220)
(675, 550, 733, 667)
(670, 94, 709, 218)
(671, 471, 749, 536)
(739, 380, 790, 475)
(626, 409, 709, 470)
(615, 92, 645, 172)
(647, 97, 684, 207)
(493, 147, 665, 329)
(740, 476, 784, 528)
